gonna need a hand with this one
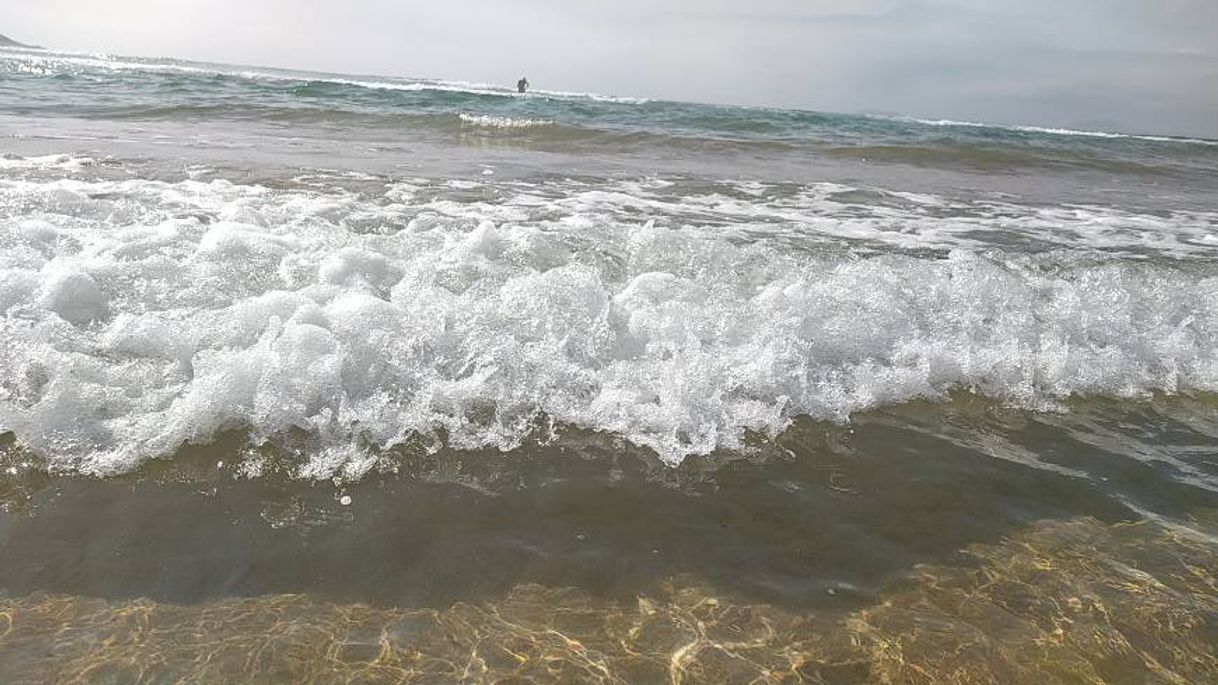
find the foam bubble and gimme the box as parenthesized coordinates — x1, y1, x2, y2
(0, 270, 39, 312)
(36, 268, 108, 325)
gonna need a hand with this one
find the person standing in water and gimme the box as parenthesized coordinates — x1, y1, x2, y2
(517, 76, 529, 93)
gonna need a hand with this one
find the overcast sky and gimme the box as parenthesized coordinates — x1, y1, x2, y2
(3, 0, 1216, 137)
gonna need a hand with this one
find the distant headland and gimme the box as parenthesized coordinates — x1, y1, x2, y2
(0, 34, 42, 49)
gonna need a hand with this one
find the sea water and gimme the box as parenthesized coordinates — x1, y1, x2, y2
(2, 46, 1218, 683)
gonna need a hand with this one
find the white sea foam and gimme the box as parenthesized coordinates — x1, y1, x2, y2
(0, 165, 1216, 478)
(458, 113, 555, 129)
(0, 154, 95, 171)
(889, 116, 1218, 147)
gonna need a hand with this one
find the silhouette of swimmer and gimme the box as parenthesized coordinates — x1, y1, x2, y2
(517, 76, 529, 93)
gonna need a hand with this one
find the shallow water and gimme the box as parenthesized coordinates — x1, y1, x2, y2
(2, 46, 1218, 683)
(4, 398, 1218, 682)
(4, 514, 1218, 685)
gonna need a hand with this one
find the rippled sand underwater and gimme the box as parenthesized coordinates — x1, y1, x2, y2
(2, 516, 1216, 684)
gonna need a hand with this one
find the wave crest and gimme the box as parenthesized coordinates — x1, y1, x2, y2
(0, 172, 1216, 477)
(458, 113, 555, 129)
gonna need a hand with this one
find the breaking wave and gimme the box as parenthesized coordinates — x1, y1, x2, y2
(1, 162, 1216, 478)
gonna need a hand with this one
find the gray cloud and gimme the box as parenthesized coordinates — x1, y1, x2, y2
(2, 0, 1216, 136)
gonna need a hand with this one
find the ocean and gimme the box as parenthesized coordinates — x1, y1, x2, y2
(2, 46, 1218, 683)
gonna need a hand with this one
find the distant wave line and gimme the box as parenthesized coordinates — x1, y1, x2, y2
(880, 115, 1218, 147)
(0, 47, 650, 105)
